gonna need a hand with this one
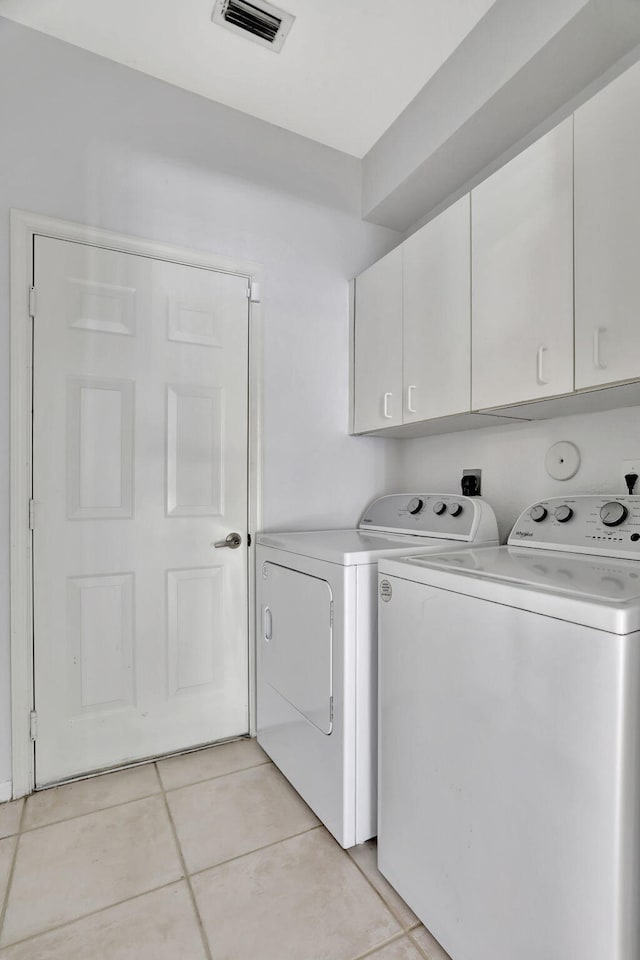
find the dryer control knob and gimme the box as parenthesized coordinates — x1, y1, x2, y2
(554, 505, 574, 523)
(433, 501, 447, 515)
(600, 501, 628, 527)
(407, 497, 424, 515)
(530, 505, 548, 522)
(448, 502, 463, 517)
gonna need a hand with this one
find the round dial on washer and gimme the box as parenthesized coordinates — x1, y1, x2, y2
(530, 505, 548, 522)
(407, 497, 424, 516)
(554, 505, 573, 523)
(433, 501, 447, 516)
(600, 501, 628, 527)
(448, 502, 463, 517)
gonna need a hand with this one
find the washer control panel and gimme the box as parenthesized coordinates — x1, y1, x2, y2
(360, 494, 498, 542)
(508, 495, 640, 558)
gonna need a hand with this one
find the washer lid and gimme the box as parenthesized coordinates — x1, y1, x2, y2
(255, 529, 467, 565)
(379, 546, 640, 634)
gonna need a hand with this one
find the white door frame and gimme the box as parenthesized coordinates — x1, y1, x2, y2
(10, 209, 264, 799)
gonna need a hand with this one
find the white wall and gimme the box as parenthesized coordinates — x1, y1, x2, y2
(392, 406, 640, 543)
(0, 18, 401, 787)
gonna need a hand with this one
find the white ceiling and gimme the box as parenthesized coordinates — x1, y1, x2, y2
(0, 0, 496, 157)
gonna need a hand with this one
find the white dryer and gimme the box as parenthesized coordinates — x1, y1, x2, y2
(378, 494, 640, 960)
(256, 493, 499, 848)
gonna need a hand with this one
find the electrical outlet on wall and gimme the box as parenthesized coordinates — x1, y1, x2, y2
(622, 460, 640, 495)
(461, 469, 482, 497)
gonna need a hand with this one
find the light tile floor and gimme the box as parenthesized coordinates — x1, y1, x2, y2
(0, 739, 451, 960)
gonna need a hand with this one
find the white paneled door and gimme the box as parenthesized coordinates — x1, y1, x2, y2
(32, 237, 251, 786)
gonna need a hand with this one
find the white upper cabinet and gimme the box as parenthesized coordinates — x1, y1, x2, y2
(471, 118, 574, 410)
(353, 246, 403, 432)
(403, 195, 471, 421)
(575, 60, 640, 390)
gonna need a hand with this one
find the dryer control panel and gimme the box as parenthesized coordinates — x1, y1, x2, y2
(359, 494, 498, 543)
(508, 495, 640, 559)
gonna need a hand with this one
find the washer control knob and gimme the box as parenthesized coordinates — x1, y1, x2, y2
(554, 505, 574, 524)
(433, 501, 447, 516)
(407, 497, 424, 515)
(448, 502, 463, 517)
(600, 501, 628, 527)
(530, 505, 548, 522)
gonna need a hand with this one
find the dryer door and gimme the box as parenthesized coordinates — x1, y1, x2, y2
(261, 562, 333, 734)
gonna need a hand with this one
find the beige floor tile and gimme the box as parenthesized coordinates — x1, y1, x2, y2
(192, 828, 401, 960)
(157, 738, 268, 791)
(348, 839, 419, 930)
(167, 762, 318, 873)
(23, 764, 160, 831)
(365, 936, 427, 960)
(0, 802, 23, 841)
(410, 926, 452, 960)
(0, 837, 17, 908)
(0, 796, 182, 947)
(0, 882, 206, 960)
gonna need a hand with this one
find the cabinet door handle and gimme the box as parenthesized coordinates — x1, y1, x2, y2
(383, 392, 393, 419)
(264, 607, 272, 642)
(536, 346, 549, 385)
(406, 384, 417, 414)
(593, 327, 607, 369)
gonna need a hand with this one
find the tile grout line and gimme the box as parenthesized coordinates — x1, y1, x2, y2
(1, 751, 270, 952)
(155, 761, 214, 960)
(0, 747, 282, 954)
(346, 849, 417, 936)
(0, 800, 29, 945)
(29, 734, 254, 793)
(341, 912, 439, 960)
(349, 930, 407, 960)
(2, 750, 427, 958)
(187, 822, 324, 880)
(19, 789, 162, 836)
(160, 772, 415, 960)
(406, 927, 442, 960)
(0, 826, 429, 959)
(162, 752, 421, 957)
(0, 878, 183, 952)
(344, 848, 434, 960)
(16, 756, 270, 836)
(161, 756, 271, 795)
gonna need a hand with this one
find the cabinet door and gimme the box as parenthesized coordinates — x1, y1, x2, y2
(353, 246, 403, 432)
(575, 60, 640, 389)
(471, 118, 574, 410)
(403, 195, 471, 422)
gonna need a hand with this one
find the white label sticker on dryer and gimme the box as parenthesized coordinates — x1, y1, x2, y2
(380, 579, 392, 602)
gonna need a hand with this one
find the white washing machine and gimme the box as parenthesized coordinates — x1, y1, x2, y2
(378, 494, 640, 960)
(256, 493, 499, 849)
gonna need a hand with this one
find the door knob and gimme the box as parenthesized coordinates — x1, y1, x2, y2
(213, 532, 242, 549)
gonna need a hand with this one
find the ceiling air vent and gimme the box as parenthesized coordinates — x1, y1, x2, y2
(212, 0, 295, 53)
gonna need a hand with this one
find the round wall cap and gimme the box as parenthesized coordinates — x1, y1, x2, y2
(545, 441, 580, 481)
